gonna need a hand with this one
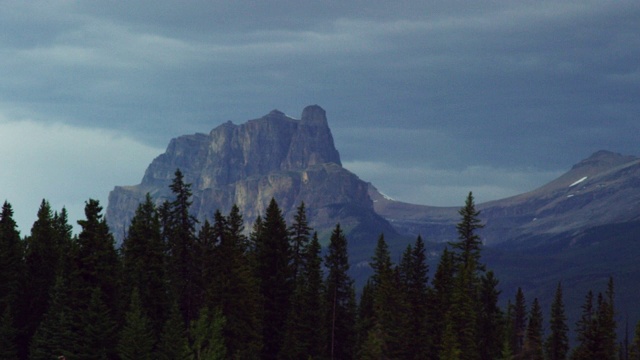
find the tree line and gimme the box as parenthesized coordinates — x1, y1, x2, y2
(0, 169, 638, 359)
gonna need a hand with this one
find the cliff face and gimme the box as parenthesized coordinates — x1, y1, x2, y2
(106, 105, 394, 243)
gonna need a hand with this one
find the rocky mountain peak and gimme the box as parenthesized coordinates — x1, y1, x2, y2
(107, 105, 392, 244)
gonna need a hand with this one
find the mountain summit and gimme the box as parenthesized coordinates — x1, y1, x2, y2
(106, 105, 394, 243)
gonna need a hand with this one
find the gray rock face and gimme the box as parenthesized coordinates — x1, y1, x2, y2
(106, 105, 393, 243)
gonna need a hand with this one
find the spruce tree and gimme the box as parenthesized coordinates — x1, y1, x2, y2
(74, 287, 118, 360)
(546, 282, 569, 360)
(288, 202, 312, 283)
(0, 201, 22, 307)
(572, 291, 596, 360)
(398, 236, 430, 359)
(121, 194, 168, 336)
(450, 191, 485, 271)
(512, 287, 527, 357)
(215, 205, 262, 359)
(281, 232, 325, 360)
(163, 169, 199, 325)
(76, 199, 120, 312)
(427, 247, 456, 359)
(255, 198, 291, 360)
(118, 288, 155, 360)
(478, 271, 503, 360)
(156, 300, 190, 360)
(29, 276, 77, 360)
(523, 298, 544, 360)
(186, 307, 226, 360)
(0, 201, 22, 358)
(324, 223, 356, 360)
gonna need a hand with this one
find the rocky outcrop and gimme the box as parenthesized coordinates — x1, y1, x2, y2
(106, 105, 394, 243)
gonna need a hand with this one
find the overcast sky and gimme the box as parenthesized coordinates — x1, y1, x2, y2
(1, 1, 638, 234)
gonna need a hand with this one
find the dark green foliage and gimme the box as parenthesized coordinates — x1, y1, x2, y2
(0, 305, 18, 359)
(325, 223, 356, 360)
(630, 320, 640, 359)
(546, 282, 569, 360)
(75, 287, 118, 360)
(156, 300, 190, 360)
(76, 199, 120, 313)
(118, 288, 155, 360)
(0, 201, 22, 358)
(427, 247, 456, 359)
(450, 191, 485, 271)
(254, 198, 291, 360)
(29, 276, 77, 360)
(121, 194, 168, 335)
(523, 298, 544, 360)
(288, 202, 312, 283)
(163, 169, 199, 325)
(398, 236, 431, 359)
(478, 271, 503, 360)
(0, 201, 23, 308)
(281, 232, 325, 360)
(186, 307, 226, 360)
(571, 279, 617, 360)
(211, 206, 262, 359)
(511, 287, 528, 356)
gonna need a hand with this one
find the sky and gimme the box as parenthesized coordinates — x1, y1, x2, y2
(0, 1, 638, 234)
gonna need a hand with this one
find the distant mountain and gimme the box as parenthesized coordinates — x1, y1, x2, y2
(106, 105, 395, 246)
(373, 150, 640, 247)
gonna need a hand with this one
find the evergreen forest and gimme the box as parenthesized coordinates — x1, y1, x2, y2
(1, 169, 639, 359)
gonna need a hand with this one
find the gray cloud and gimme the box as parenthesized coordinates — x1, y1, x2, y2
(0, 1, 638, 232)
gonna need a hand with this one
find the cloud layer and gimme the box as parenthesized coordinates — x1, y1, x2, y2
(0, 1, 638, 233)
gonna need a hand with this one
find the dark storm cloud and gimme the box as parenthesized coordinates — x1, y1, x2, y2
(1, 1, 639, 230)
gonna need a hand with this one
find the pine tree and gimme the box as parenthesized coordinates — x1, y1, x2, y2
(445, 192, 486, 360)
(545, 282, 569, 360)
(325, 224, 356, 360)
(427, 247, 456, 359)
(254, 198, 291, 360)
(214, 206, 262, 359)
(356, 280, 376, 359)
(121, 194, 168, 336)
(398, 236, 431, 359)
(450, 191, 485, 272)
(156, 300, 190, 360)
(598, 277, 617, 360)
(478, 270, 503, 360)
(118, 288, 155, 360)
(281, 232, 325, 360)
(572, 291, 596, 360)
(74, 287, 118, 360)
(163, 169, 199, 325)
(288, 202, 312, 283)
(29, 276, 78, 360)
(0, 201, 22, 358)
(523, 298, 544, 360)
(0, 201, 23, 307)
(186, 307, 226, 360)
(367, 234, 407, 358)
(76, 199, 120, 313)
(511, 287, 527, 357)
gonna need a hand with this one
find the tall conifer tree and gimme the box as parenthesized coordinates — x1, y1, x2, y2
(325, 224, 356, 360)
(546, 282, 569, 360)
(255, 198, 291, 360)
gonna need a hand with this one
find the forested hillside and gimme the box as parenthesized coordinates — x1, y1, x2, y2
(0, 170, 637, 359)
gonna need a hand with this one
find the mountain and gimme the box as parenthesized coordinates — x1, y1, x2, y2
(106, 105, 395, 246)
(373, 150, 640, 247)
